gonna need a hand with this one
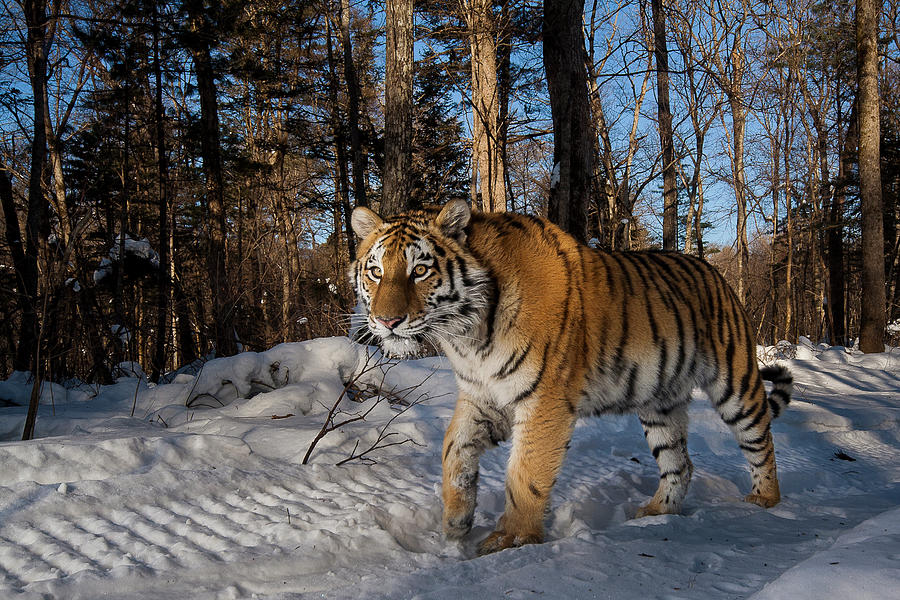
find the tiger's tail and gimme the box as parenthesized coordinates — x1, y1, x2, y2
(760, 364, 792, 419)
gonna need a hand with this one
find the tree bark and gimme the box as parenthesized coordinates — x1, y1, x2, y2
(833, 103, 857, 346)
(151, 0, 171, 380)
(856, 0, 886, 353)
(497, 1, 513, 210)
(544, 0, 593, 243)
(810, 96, 841, 346)
(783, 106, 794, 340)
(466, 0, 506, 211)
(382, 0, 414, 215)
(651, 0, 677, 250)
(729, 44, 749, 305)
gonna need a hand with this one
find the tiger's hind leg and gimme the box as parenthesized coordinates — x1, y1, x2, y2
(636, 403, 693, 518)
(708, 377, 780, 508)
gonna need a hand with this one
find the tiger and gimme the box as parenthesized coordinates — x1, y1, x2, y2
(350, 199, 792, 555)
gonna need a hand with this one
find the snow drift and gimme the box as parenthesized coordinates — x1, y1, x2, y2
(0, 337, 898, 598)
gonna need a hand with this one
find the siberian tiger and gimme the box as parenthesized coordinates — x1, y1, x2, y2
(350, 199, 792, 555)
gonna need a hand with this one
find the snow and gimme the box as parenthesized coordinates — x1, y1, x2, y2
(887, 319, 900, 335)
(0, 337, 898, 599)
(550, 162, 561, 188)
(749, 507, 900, 599)
(111, 234, 161, 268)
(93, 257, 112, 283)
(112, 324, 131, 345)
(93, 234, 161, 282)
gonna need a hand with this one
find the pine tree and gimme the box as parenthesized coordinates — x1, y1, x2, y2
(410, 52, 470, 206)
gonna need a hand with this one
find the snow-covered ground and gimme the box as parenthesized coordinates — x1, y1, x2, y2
(0, 337, 898, 599)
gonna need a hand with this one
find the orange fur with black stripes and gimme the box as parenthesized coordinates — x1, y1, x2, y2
(350, 200, 792, 555)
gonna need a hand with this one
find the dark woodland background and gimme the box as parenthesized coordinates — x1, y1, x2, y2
(1, 0, 898, 387)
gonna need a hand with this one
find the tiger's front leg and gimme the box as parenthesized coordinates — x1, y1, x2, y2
(477, 396, 576, 555)
(442, 396, 510, 540)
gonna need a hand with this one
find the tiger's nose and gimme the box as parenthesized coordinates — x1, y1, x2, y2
(375, 315, 406, 330)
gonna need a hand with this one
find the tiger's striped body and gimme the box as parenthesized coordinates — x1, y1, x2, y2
(350, 200, 792, 555)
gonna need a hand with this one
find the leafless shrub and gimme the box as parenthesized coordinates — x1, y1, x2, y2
(302, 351, 440, 466)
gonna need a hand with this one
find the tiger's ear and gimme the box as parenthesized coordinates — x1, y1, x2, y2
(434, 199, 471, 238)
(351, 206, 383, 238)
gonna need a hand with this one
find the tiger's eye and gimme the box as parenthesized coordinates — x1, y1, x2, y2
(413, 264, 428, 277)
(370, 266, 382, 279)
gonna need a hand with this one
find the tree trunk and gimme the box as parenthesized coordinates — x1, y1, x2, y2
(856, 0, 886, 353)
(497, 1, 513, 211)
(543, 0, 592, 243)
(585, 33, 617, 249)
(730, 77, 749, 304)
(0, 167, 34, 372)
(651, 0, 677, 250)
(678, 21, 713, 259)
(325, 14, 356, 262)
(784, 108, 794, 341)
(187, 0, 238, 356)
(834, 103, 857, 346)
(340, 0, 368, 210)
(695, 177, 705, 259)
(382, 0, 414, 215)
(810, 100, 840, 345)
(20, 0, 51, 376)
(20, 0, 59, 439)
(151, 0, 171, 380)
(45, 136, 71, 248)
(466, 0, 506, 212)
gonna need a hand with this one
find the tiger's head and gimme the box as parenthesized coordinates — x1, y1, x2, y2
(349, 199, 492, 357)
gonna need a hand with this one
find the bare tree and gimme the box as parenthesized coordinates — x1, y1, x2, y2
(586, 0, 657, 250)
(670, 0, 722, 258)
(694, 0, 754, 302)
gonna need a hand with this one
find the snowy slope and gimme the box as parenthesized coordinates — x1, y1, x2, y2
(0, 337, 898, 599)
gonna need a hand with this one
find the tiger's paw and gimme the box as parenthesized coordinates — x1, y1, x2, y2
(745, 493, 780, 508)
(476, 529, 542, 555)
(442, 512, 474, 540)
(635, 504, 662, 518)
(635, 499, 680, 518)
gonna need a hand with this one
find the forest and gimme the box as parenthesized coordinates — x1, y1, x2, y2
(1, 0, 898, 388)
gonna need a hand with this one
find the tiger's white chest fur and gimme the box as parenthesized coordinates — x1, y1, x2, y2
(439, 332, 540, 411)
